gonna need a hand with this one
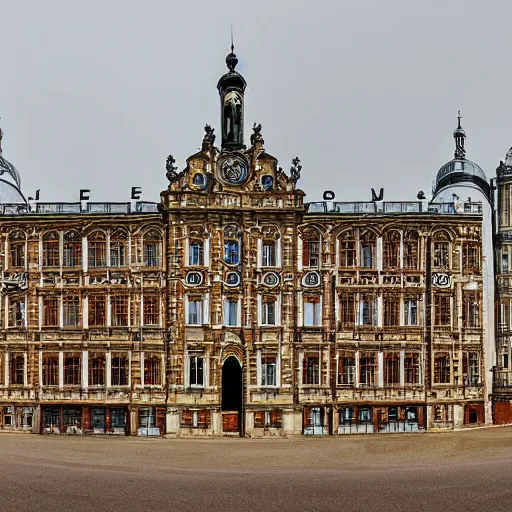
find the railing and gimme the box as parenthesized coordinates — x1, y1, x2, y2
(306, 200, 483, 215)
(0, 202, 160, 215)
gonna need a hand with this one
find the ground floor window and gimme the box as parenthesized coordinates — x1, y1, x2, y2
(254, 409, 282, 428)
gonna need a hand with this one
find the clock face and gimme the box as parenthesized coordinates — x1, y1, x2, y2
(218, 154, 249, 185)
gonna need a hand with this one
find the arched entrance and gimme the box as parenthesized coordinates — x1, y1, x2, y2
(222, 356, 242, 434)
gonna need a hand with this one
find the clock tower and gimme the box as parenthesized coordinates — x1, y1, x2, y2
(217, 44, 247, 150)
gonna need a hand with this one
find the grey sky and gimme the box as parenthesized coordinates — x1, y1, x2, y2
(1, 0, 511, 204)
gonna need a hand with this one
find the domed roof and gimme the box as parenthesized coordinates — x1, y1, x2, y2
(505, 147, 512, 167)
(432, 114, 490, 200)
(435, 158, 487, 187)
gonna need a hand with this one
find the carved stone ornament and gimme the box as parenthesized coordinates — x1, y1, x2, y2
(218, 154, 249, 185)
(290, 157, 302, 183)
(166, 155, 178, 183)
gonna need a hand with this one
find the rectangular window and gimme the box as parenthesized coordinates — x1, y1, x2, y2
(433, 242, 449, 268)
(340, 240, 356, 267)
(383, 296, 400, 326)
(224, 300, 238, 326)
(384, 353, 400, 386)
(383, 240, 400, 268)
(189, 356, 204, 387)
(111, 356, 128, 386)
(359, 295, 377, 326)
(404, 298, 418, 326)
(340, 293, 355, 329)
(262, 241, 276, 267)
(434, 355, 450, 384)
(143, 295, 160, 326)
(88, 355, 105, 386)
(144, 357, 161, 385)
(404, 240, 418, 269)
(9, 242, 25, 268)
(463, 293, 481, 328)
(463, 242, 480, 273)
(359, 353, 376, 386)
(43, 297, 59, 327)
(337, 352, 355, 385)
(64, 356, 80, 385)
(305, 241, 320, 267)
(187, 298, 203, 325)
(224, 241, 239, 265)
(10, 354, 24, 385)
(88, 242, 106, 268)
(261, 357, 277, 386)
(8, 298, 25, 328)
(63, 296, 80, 327)
(261, 300, 276, 325)
(88, 295, 106, 327)
(434, 295, 451, 326)
(361, 243, 374, 268)
(303, 355, 319, 385)
(468, 352, 479, 386)
(254, 409, 282, 428)
(404, 353, 420, 384)
(63, 241, 81, 267)
(43, 240, 60, 268)
(144, 242, 161, 267)
(304, 297, 321, 326)
(111, 296, 128, 327)
(110, 242, 126, 267)
(189, 241, 204, 266)
(502, 251, 509, 273)
(42, 355, 59, 386)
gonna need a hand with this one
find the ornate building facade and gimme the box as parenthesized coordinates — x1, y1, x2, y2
(0, 47, 500, 436)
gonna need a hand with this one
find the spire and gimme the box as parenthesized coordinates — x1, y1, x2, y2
(0, 117, 3, 154)
(454, 110, 466, 159)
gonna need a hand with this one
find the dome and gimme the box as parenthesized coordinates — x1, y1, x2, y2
(505, 147, 512, 167)
(435, 158, 487, 186)
(0, 153, 27, 204)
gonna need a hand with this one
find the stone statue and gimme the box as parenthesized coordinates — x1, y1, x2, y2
(290, 157, 302, 183)
(250, 123, 264, 146)
(202, 124, 216, 149)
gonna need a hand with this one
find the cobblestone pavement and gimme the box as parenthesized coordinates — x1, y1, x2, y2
(1, 428, 512, 512)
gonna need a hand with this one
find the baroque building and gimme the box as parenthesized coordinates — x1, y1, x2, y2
(0, 47, 500, 436)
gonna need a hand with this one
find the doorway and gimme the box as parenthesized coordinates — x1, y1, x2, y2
(222, 356, 243, 434)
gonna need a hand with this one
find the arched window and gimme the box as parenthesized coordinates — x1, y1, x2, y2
(43, 232, 60, 268)
(302, 228, 320, 268)
(360, 232, 376, 268)
(110, 229, 128, 267)
(189, 239, 204, 266)
(404, 230, 419, 269)
(224, 225, 240, 265)
(88, 231, 106, 269)
(63, 231, 82, 267)
(383, 231, 400, 268)
(143, 229, 162, 267)
(432, 231, 451, 269)
(8, 231, 26, 269)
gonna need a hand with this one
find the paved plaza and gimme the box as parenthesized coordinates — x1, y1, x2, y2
(1, 428, 512, 511)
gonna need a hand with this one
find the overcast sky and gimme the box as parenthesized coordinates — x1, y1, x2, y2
(1, 0, 511, 204)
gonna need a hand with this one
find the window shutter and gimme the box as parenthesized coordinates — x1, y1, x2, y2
(254, 411, 265, 428)
(156, 407, 166, 434)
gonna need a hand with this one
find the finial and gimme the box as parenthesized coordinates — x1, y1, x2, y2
(231, 23, 234, 53)
(225, 26, 238, 72)
(453, 110, 466, 159)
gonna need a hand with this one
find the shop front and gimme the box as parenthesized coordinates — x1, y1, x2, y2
(41, 405, 129, 435)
